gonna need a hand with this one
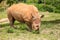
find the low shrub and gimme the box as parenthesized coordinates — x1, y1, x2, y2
(7, 28, 15, 33)
(34, 4, 56, 12)
(54, 9, 60, 13)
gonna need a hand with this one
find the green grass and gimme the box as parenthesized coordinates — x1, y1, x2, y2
(0, 11, 60, 40)
(0, 11, 7, 19)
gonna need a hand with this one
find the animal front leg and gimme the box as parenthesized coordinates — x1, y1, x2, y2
(26, 22, 32, 32)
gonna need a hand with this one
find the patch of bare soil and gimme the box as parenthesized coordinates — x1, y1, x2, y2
(0, 18, 9, 23)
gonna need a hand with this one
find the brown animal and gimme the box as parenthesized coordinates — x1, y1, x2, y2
(7, 3, 44, 31)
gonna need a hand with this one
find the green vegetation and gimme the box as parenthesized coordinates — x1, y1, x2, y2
(0, 0, 60, 40)
(34, 4, 56, 12)
(7, 28, 15, 33)
(0, 11, 60, 40)
(0, 0, 60, 13)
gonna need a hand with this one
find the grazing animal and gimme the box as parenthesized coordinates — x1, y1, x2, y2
(7, 3, 44, 31)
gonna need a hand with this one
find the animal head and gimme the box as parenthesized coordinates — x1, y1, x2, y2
(31, 14, 44, 31)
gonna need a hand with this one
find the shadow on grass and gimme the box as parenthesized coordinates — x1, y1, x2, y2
(42, 19, 60, 24)
(0, 19, 60, 30)
(0, 23, 20, 27)
(0, 22, 28, 31)
(41, 19, 60, 29)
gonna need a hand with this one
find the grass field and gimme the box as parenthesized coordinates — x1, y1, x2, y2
(0, 11, 60, 40)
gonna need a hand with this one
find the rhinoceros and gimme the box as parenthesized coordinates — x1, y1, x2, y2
(7, 3, 44, 32)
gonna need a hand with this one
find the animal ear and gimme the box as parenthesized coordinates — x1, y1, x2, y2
(40, 15, 44, 18)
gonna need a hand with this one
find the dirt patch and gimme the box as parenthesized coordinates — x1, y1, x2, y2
(0, 18, 9, 23)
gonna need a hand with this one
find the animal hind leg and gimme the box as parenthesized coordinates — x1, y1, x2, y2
(10, 17, 15, 28)
(8, 14, 15, 28)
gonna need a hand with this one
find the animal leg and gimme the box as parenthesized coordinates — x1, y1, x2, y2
(8, 14, 15, 28)
(9, 18, 15, 28)
(26, 22, 32, 31)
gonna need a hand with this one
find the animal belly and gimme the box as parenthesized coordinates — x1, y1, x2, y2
(11, 12, 24, 23)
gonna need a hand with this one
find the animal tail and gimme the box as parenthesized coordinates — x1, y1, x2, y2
(0, 18, 9, 23)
